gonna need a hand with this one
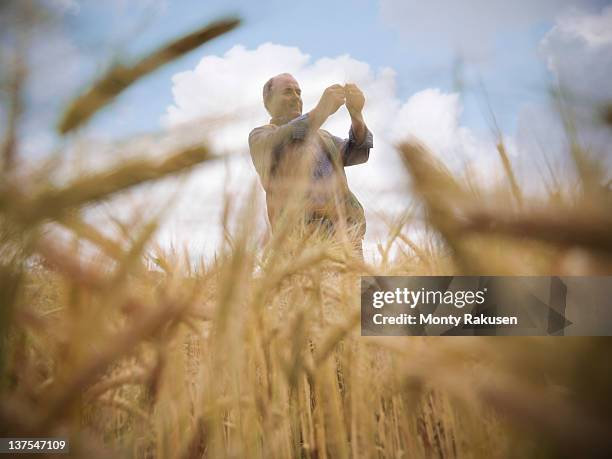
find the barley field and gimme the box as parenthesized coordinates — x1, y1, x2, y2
(2, 7, 612, 459)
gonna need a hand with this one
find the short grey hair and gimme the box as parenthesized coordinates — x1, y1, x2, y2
(262, 73, 293, 114)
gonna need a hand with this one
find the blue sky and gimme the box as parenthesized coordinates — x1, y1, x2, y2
(48, 0, 597, 141)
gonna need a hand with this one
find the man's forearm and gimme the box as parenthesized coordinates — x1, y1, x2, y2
(307, 97, 367, 142)
(349, 110, 366, 145)
(308, 103, 329, 132)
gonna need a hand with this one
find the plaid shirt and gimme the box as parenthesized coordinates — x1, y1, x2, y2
(248, 113, 373, 233)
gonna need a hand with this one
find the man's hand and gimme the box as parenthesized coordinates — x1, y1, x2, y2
(344, 83, 367, 144)
(345, 83, 365, 115)
(310, 84, 345, 129)
(318, 84, 346, 118)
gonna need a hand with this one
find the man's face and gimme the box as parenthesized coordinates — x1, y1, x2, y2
(268, 74, 303, 120)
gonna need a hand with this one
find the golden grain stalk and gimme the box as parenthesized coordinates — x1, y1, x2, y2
(58, 18, 240, 134)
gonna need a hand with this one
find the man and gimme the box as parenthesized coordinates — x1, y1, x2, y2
(248, 73, 373, 254)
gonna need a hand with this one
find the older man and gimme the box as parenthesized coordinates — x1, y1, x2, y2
(248, 73, 373, 253)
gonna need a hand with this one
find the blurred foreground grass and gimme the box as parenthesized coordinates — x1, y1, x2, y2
(2, 6, 612, 459)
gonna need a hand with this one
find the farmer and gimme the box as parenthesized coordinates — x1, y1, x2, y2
(248, 73, 373, 256)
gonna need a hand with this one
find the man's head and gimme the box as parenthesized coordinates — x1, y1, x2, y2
(263, 73, 303, 120)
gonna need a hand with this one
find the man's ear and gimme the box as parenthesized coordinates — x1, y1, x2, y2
(264, 97, 273, 116)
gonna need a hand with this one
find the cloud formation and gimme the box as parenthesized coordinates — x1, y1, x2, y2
(379, 0, 603, 59)
(518, 5, 612, 166)
(163, 42, 495, 174)
(540, 5, 612, 100)
(159, 42, 506, 258)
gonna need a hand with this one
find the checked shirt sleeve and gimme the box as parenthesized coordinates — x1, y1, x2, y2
(331, 126, 373, 167)
(248, 115, 312, 189)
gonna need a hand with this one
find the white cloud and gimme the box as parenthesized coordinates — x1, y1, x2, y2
(393, 90, 483, 160)
(162, 43, 404, 158)
(377, 0, 612, 192)
(162, 42, 497, 170)
(541, 5, 612, 100)
(550, 4, 612, 47)
(379, 0, 602, 59)
(159, 43, 508, 259)
(512, 5, 612, 188)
